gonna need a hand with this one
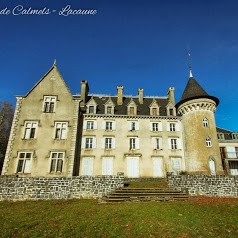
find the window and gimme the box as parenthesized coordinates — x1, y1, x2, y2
(203, 118, 209, 127)
(86, 138, 93, 149)
(152, 123, 159, 131)
(169, 108, 174, 116)
(105, 121, 113, 130)
(82, 137, 96, 149)
(130, 138, 136, 150)
(129, 107, 135, 115)
(43, 96, 56, 113)
(86, 121, 94, 130)
(152, 108, 158, 116)
(232, 133, 238, 140)
(153, 137, 162, 150)
(169, 123, 176, 132)
(171, 139, 177, 150)
(50, 152, 64, 173)
(206, 137, 212, 147)
(89, 106, 94, 114)
(107, 106, 112, 114)
(55, 122, 67, 139)
(131, 122, 136, 131)
(217, 133, 224, 140)
(16, 152, 32, 173)
(105, 138, 112, 149)
(24, 122, 38, 139)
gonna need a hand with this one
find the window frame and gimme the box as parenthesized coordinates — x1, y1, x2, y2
(169, 123, 176, 132)
(171, 138, 178, 150)
(203, 118, 209, 127)
(50, 152, 64, 173)
(16, 152, 32, 173)
(24, 121, 38, 139)
(206, 137, 212, 147)
(54, 122, 68, 140)
(86, 121, 94, 130)
(105, 121, 113, 130)
(43, 96, 57, 113)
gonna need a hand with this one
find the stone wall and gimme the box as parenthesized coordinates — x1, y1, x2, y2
(168, 175, 238, 197)
(0, 175, 124, 201)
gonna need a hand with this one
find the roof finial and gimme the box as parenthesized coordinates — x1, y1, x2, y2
(188, 48, 193, 78)
(53, 59, 57, 66)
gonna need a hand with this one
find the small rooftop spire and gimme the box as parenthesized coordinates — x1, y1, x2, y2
(188, 51, 193, 78)
(53, 59, 57, 66)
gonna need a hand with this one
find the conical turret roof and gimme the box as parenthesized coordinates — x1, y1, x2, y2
(176, 75, 219, 108)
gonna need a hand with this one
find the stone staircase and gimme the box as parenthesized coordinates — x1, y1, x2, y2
(100, 183, 189, 203)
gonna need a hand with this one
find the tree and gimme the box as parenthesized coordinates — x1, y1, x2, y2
(0, 101, 14, 174)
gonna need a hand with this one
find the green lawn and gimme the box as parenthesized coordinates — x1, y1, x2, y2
(1, 198, 238, 238)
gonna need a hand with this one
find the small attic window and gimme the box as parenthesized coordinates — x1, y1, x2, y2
(151, 107, 158, 116)
(217, 133, 224, 140)
(232, 133, 238, 140)
(129, 107, 135, 115)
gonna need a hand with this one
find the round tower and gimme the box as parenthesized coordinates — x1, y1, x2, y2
(176, 71, 223, 175)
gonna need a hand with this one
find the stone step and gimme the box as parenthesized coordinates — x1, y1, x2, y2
(101, 187, 189, 203)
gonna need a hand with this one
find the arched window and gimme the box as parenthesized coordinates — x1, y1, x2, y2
(209, 159, 216, 175)
(203, 118, 209, 127)
(206, 137, 212, 147)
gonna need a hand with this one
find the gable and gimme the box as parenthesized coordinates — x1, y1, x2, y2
(25, 65, 72, 100)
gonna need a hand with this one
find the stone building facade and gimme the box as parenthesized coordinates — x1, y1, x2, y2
(1, 63, 235, 177)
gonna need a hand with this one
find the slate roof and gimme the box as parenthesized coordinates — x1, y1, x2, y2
(216, 127, 236, 140)
(176, 76, 219, 108)
(84, 95, 170, 116)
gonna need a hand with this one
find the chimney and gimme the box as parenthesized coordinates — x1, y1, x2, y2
(167, 87, 175, 105)
(138, 88, 144, 104)
(81, 80, 89, 104)
(117, 86, 123, 105)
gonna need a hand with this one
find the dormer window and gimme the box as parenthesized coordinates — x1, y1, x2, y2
(232, 133, 238, 140)
(149, 99, 159, 116)
(217, 133, 224, 140)
(127, 99, 137, 116)
(89, 106, 94, 114)
(169, 108, 174, 116)
(129, 107, 135, 115)
(203, 118, 209, 127)
(107, 106, 112, 114)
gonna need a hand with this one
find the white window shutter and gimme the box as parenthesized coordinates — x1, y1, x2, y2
(152, 138, 156, 149)
(177, 138, 182, 149)
(81, 138, 86, 149)
(150, 122, 153, 131)
(112, 138, 115, 149)
(102, 121, 105, 130)
(159, 138, 163, 149)
(128, 122, 131, 130)
(83, 121, 87, 130)
(176, 123, 180, 131)
(94, 121, 97, 129)
(167, 123, 170, 131)
(159, 122, 162, 131)
(136, 122, 139, 130)
(92, 138, 96, 149)
(112, 121, 116, 130)
(136, 138, 140, 149)
(168, 138, 172, 149)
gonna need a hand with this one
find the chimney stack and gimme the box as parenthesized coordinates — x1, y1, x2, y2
(117, 86, 124, 105)
(138, 88, 144, 104)
(167, 87, 175, 105)
(81, 80, 89, 105)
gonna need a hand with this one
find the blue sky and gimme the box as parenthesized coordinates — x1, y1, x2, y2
(0, 0, 238, 131)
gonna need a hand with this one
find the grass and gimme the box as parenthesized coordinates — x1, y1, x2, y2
(1, 197, 238, 238)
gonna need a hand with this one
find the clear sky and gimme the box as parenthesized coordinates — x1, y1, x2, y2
(0, 0, 238, 131)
